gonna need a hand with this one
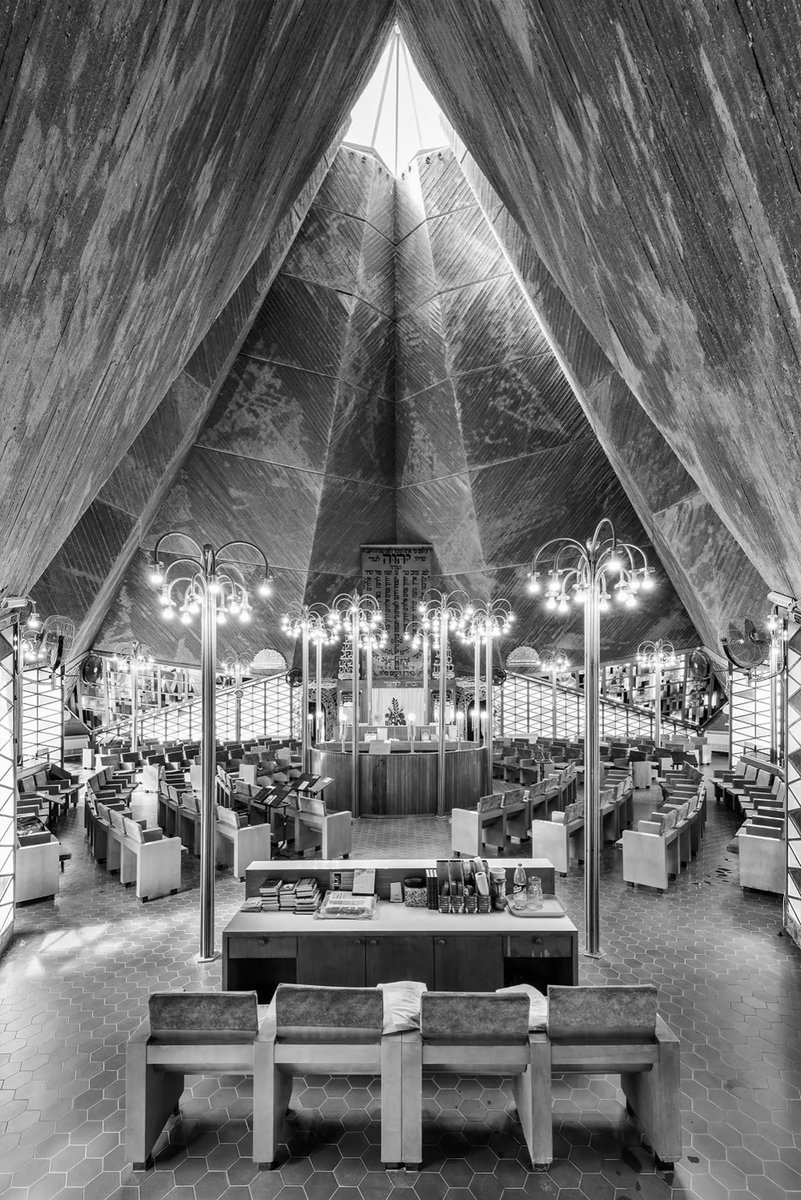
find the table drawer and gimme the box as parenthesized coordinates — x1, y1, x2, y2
(226, 935, 297, 958)
(504, 934, 573, 958)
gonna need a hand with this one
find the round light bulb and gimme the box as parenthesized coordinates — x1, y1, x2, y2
(217, 611, 227, 625)
(150, 565, 163, 586)
(240, 609, 251, 623)
(180, 611, 191, 625)
(258, 579, 272, 598)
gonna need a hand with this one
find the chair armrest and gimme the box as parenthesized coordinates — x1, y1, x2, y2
(128, 1017, 152, 1044)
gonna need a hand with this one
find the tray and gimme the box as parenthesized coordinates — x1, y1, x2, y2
(505, 896, 566, 919)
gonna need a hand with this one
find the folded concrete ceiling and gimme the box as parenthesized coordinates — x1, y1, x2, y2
(89, 145, 700, 673)
(6, 2, 789, 674)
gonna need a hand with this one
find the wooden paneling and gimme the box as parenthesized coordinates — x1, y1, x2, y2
(1, 0, 395, 594)
(310, 747, 485, 815)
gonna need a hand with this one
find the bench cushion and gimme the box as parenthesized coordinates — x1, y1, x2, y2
(274, 983, 383, 1043)
(547, 985, 657, 1042)
(149, 990, 259, 1043)
(421, 992, 530, 1043)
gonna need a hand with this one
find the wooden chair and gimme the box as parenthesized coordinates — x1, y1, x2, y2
(402, 991, 547, 1169)
(15, 830, 61, 903)
(737, 822, 786, 893)
(294, 796, 351, 859)
(215, 804, 272, 879)
(257, 983, 413, 1169)
(120, 816, 183, 901)
(532, 985, 681, 1169)
(126, 990, 272, 1170)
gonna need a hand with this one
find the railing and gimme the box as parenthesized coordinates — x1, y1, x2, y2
(21, 668, 63, 761)
(95, 671, 294, 746)
(500, 671, 698, 742)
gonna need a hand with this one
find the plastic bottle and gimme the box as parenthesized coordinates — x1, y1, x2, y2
(513, 863, 527, 909)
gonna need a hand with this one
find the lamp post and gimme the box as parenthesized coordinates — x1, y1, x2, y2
(327, 591, 384, 816)
(361, 623, 388, 727)
(539, 647, 571, 740)
(403, 618, 433, 725)
(635, 639, 677, 749)
(151, 534, 272, 962)
(418, 590, 469, 817)
(527, 519, 653, 956)
(220, 650, 251, 743)
(282, 606, 335, 768)
(465, 600, 515, 792)
(112, 641, 154, 753)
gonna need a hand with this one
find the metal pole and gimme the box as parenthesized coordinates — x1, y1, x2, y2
(351, 607, 360, 818)
(422, 633, 430, 725)
(437, 611, 448, 817)
(485, 624, 494, 793)
(727, 664, 734, 768)
(653, 654, 662, 749)
(11, 617, 22, 767)
(551, 671, 558, 739)
(366, 635, 373, 726)
(130, 655, 139, 755)
(770, 640, 779, 761)
(301, 621, 310, 770)
(199, 546, 218, 962)
(473, 634, 481, 742)
(234, 663, 242, 745)
(315, 636, 323, 743)
(584, 564, 601, 957)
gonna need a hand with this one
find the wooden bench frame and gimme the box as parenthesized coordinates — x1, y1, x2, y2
(126, 991, 272, 1170)
(527, 985, 681, 1169)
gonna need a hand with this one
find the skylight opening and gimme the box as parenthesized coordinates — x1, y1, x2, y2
(347, 26, 447, 176)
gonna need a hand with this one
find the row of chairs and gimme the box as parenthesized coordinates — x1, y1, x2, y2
(86, 785, 185, 901)
(127, 982, 681, 1172)
(622, 782, 707, 890)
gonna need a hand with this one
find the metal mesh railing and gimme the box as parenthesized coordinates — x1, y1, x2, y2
(500, 671, 697, 743)
(21, 669, 63, 761)
(729, 673, 774, 761)
(96, 671, 293, 746)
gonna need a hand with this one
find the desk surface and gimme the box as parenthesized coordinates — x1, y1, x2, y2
(224, 904, 577, 939)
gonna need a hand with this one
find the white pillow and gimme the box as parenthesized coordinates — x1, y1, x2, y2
(495, 983, 548, 1031)
(377, 980, 427, 1034)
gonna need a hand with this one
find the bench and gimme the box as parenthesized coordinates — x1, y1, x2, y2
(622, 788, 704, 889)
(15, 829, 61, 903)
(126, 990, 272, 1169)
(215, 804, 272, 879)
(258, 983, 410, 1168)
(737, 821, 785, 894)
(401, 990, 544, 1169)
(119, 815, 183, 901)
(294, 795, 351, 859)
(529, 985, 681, 1169)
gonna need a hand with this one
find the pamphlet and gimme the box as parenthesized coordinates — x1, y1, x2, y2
(352, 868, 376, 895)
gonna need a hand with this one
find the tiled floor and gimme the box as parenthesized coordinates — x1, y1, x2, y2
(2, 765, 800, 1200)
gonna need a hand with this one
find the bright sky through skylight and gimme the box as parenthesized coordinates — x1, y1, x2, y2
(346, 28, 446, 175)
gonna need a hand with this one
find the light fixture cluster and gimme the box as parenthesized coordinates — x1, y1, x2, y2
(326, 592, 385, 641)
(112, 642, 154, 672)
(527, 521, 655, 615)
(635, 639, 677, 670)
(151, 541, 273, 628)
(417, 590, 471, 638)
(461, 599, 515, 644)
(281, 605, 340, 646)
(540, 647, 571, 675)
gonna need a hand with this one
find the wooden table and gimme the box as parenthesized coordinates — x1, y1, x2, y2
(222, 859, 578, 1000)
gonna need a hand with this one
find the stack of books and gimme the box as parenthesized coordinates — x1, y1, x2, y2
(278, 880, 298, 911)
(258, 878, 283, 910)
(295, 877, 322, 913)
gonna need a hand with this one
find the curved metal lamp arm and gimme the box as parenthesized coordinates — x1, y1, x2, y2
(152, 531, 203, 563)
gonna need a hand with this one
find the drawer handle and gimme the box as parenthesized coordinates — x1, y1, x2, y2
(368, 938, 378, 945)
(353, 938, 363, 945)
(534, 937, 543, 944)
(436, 938, 446, 945)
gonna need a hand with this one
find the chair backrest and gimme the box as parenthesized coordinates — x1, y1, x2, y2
(420, 992, 530, 1042)
(216, 803, 243, 828)
(182, 792, 199, 814)
(109, 808, 126, 835)
(547, 985, 657, 1042)
(124, 816, 161, 843)
(148, 990, 259, 1043)
(274, 983, 383, 1043)
(275, 747, 292, 766)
